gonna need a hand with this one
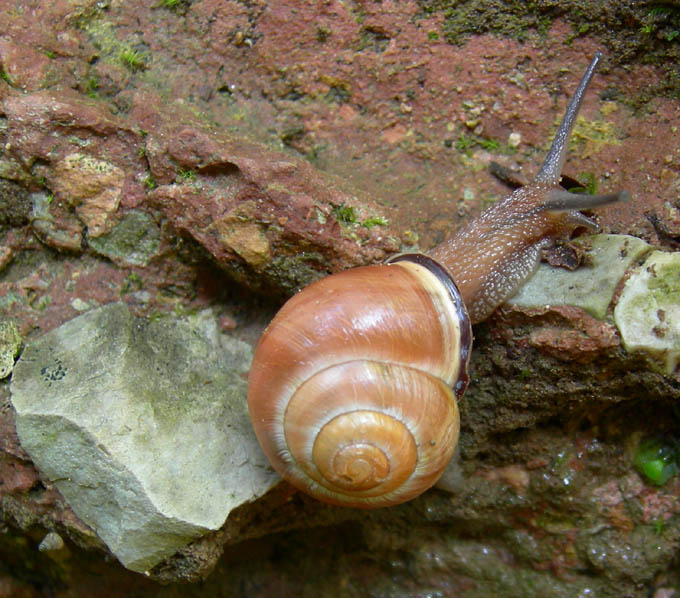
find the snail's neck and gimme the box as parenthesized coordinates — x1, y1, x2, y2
(428, 185, 562, 324)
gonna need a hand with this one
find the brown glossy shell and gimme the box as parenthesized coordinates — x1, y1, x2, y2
(247, 259, 471, 508)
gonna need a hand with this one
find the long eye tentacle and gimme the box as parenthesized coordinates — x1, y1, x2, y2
(542, 189, 631, 212)
(535, 51, 603, 185)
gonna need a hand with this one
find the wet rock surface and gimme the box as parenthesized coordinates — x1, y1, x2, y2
(0, 0, 679, 596)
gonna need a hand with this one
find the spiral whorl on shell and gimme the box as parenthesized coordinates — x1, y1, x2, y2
(248, 256, 471, 508)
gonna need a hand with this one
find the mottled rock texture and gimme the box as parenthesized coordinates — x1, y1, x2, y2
(1, 0, 679, 596)
(509, 234, 652, 320)
(10, 303, 278, 572)
(0, 321, 21, 379)
(615, 250, 680, 374)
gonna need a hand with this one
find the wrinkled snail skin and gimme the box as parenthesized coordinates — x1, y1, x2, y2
(248, 52, 629, 508)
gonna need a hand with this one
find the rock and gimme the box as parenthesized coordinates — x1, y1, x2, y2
(147, 122, 398, 294)
(3, 90, 128, 164)
(0, 244, 11, 270)
(51, 153, 124, 237)
(210, 201, 271, 272)
(38, 531, 65, 552)
(87, 209, 161, 266)
(508, 234, 652, 320)
(29, 191, 84, 252)
(0, 178, 32, 228)
(614, 250, 680, 374)
(9, 303, 279, 573)
(0, 320, 21, 379)
(0, 36, 58, 91)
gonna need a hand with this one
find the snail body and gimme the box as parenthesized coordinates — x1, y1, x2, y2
(248, 53, 628, 508)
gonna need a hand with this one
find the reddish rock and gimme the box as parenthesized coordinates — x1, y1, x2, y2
(0, 37, 57, 91)
(0, 454, 40, 494)
(147, 121, 398, 290)
(2, 90, 146, 214)
(495, 304, 620, 361)
(2, 86, 397, 294)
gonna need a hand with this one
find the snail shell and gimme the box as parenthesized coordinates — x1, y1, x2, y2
(248, 256, 471, 507)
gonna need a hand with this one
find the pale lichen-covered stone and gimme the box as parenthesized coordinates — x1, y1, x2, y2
(29, 191, 84, 252)
(9, 303, 278, 573)
(87, 209, 161, 266)
(614, 250, 680, 374)
(210, 200, 271, 271)
(508, 234, 651, 320)
(0, 320, 21, 379)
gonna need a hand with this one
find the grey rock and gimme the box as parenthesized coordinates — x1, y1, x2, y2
(10, 303, 278, 573)
(508, 234, 651, 320)
(38, 531, 65, 552)
(88, 210, 161, 266)
(29, 191, 84, 252)
(0, 320, 21, 379)
(614, 250, 680, 374)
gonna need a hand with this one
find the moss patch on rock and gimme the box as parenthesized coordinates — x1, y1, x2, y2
(417, 0, 680, 98)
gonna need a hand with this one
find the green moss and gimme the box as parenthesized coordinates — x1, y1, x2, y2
(178, 169, 196, 182)
(634, 438, 679, 485)
(332, 204, 357, 224)
(0, 67, 13, 86)
(568, 171, 598, 195)
(456, 133, 512, 156)
(417, 0, 554, 43)
(263, 254, 325, 296)
(84, 76, 99, 99)
(120, 272, 144, 296)
(455, 134, 476, 153)
(316, 25, 332, 42)
(640, 7, 680, 42)
(119, 47, 147, 72)
(143, 175, 157, 190)
(361, 216, 389, 228)
(416, 1, 680, 100)
(517, 368, 532, 380)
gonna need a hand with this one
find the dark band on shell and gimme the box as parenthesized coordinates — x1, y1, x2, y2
(387, 253, 472, 399)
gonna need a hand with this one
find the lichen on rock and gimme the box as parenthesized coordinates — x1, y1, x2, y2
(508, 234, 652, 320)
(614, 250, 680, 374)
(9, 303, 279, 573)
(0, 320, 21, 379)
(87, 209, 161, 266)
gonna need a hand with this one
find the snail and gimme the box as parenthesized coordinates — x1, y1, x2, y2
(247, 52, 628, 508)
